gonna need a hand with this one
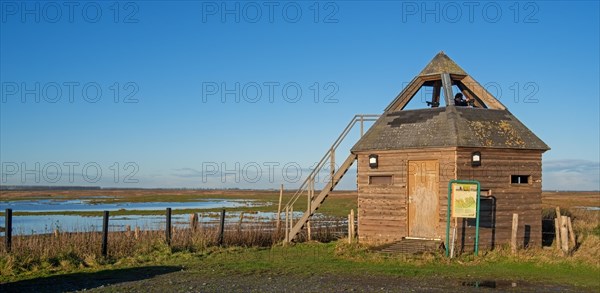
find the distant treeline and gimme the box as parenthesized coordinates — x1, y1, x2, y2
(0, 185, 102, 191)
(0, 186, 271, 191)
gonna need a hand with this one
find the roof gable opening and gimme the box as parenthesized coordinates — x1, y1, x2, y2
(403, 83, 466, 110)
(351, 52, 550, 153)
(385, 52, 507, 113)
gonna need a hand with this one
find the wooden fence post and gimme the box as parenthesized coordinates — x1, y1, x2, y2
(567, 217, 576, 247)
(554, 218, 561, 250)
(350, 209, 355, 240)
(347, 212, 352, 244)
(218, 209, 225, 245)
(101, 211, 109, 257)
(238, 212, 244, 231)
(554, 207, 562, 249)
(190, 213, 198, 231)
(199, 213, 204, 231)
(165, 208, 172, 246)
(560, 215, 569, 253)
(511, 213, 519, 254)
(4, 209, 12, 253)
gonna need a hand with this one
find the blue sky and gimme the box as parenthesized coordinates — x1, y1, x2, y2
(1, 1, 599, 190)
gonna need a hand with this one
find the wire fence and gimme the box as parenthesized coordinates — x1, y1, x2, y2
(1, 208, 347, 260)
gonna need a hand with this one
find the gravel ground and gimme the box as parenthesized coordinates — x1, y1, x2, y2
(2, 268, 588, 293)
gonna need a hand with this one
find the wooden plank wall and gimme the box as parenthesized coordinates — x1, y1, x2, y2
(455, 148, 543, 250)
(355, 148, 455, 244)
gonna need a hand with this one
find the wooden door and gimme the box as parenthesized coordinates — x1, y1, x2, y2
(407, 160, 439, 238)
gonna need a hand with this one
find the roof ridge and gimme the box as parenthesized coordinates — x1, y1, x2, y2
(418, 51, 467, 76)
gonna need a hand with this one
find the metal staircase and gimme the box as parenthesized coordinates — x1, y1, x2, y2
(283, 114, 379, 243)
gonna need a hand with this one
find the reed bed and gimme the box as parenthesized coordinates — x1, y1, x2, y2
(0, 216, 346, 276)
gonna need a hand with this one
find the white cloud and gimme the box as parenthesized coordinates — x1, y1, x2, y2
(543, 159, 600, 191)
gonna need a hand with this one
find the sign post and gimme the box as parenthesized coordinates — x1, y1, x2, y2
(446, 180, 481, 257)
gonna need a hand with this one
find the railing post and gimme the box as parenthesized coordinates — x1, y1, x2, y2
(282, 114, 379, 243)
(307, 177, 312, 241)
(360, 115, 364, 136)
(284, 206, 289, 243)
(5, 208, 12, 253)
(330, 148, 335, 186)
(102, 210, 109, 257)
(276, 184, 283, 231)
(307, 177, 312, 213)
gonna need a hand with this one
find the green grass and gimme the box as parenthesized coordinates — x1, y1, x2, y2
(143, 243, 600, 288)
(2, 192, 597, 289)
(592, 224, 600, 237)
(3, 242, 598, 289)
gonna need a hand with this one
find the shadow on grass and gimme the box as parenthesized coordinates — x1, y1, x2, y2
(0, 265, 182, 293)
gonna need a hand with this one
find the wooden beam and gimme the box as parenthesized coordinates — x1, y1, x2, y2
(384, 77, 425, 112)
(456, 81, 485, 108)
(431, 80, 441, 107)
(441, 73, 454, 106)
(449, 74, 467, 81)
(460, 75, 506, 110)
(287, 154, 357, 242)
(420, 74, 442, 82)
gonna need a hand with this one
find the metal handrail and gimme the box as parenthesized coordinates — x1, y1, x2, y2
(284, 114, 380, 209)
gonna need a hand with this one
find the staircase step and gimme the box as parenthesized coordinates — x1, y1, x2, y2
(287, 154, 357, 242)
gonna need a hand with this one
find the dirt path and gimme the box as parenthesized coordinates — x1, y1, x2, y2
(91, 273, 586, 292)
(2, 269, 586, 293)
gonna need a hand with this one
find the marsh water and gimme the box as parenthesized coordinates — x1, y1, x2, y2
(1, 197, 262, 212)
(0, 197, 277, 235)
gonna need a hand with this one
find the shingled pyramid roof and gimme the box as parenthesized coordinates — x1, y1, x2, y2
(352, 52, 550, 152)
(418, 51, 467, 76)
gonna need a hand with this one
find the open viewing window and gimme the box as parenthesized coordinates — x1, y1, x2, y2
(511, 175, 530, 184)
